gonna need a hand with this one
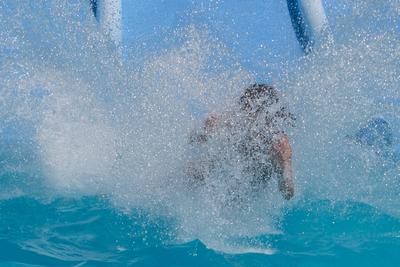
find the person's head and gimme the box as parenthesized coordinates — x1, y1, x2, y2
(238, 84, 295, 126)
(239, 84, 279, 114)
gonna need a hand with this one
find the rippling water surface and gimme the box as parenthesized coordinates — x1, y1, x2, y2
(1, 196, 400, 266)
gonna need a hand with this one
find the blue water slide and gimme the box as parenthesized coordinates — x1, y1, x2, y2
(287, 0, 329, 53)
(91, 0, 400, 162)
(90, 0, 122, 53)
(90, 0, 329, 55)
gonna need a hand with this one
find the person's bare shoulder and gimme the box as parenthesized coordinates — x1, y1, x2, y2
(204, 114, 220, 130)
(204, 111, 234, 130)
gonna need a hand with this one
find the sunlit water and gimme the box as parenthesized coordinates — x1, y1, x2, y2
(1, 1, 400, 266)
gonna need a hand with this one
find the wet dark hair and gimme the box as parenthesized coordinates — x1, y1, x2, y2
(239, 84, 295, 127)
(239, 84, 279, 110)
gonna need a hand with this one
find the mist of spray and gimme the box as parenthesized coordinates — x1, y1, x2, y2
(280, 0, 400, 216)
(0, 0, 399, 253)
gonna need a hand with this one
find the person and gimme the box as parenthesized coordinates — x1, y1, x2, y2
(188, 84, 295, 200)
(348, 116, 400, 161)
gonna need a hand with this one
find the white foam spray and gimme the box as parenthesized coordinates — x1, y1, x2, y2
(1, 0, 399, 254)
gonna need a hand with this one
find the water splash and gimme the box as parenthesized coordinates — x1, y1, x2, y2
(281, 0, 400, 216)
(1, 0, 399, 256)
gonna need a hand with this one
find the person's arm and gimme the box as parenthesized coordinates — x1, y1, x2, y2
(189, 114, 220, 144)
(273, 135, 295, 200)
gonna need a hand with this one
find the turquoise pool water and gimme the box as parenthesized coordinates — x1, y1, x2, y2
(1, 195, 400, 266)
